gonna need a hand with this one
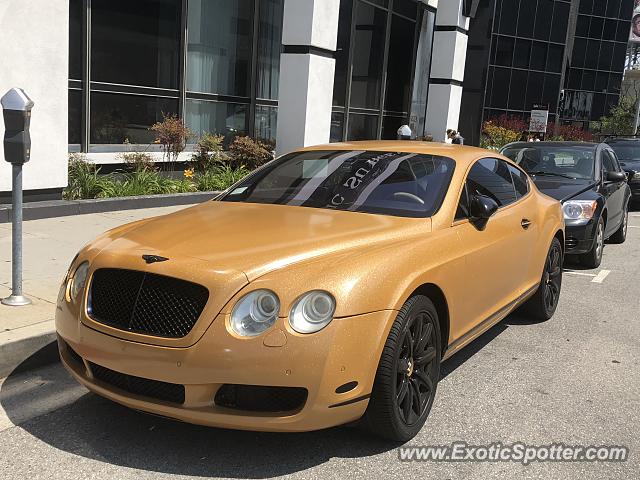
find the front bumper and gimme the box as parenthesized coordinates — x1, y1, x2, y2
(629, 180, 640, 199)
(56, 299, 396, 432)
(565, 220, 598, 255)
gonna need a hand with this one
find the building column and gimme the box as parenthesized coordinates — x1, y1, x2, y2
(276, 0, 340, 156)
(424, 0, 470, 142)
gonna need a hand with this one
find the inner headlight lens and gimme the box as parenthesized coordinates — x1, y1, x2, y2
(69, 261, 90, 303)
(563, 200, 597, 223)
(289, 291, 336, 334)
(634, 172, 640, 180)
(231, 290, 280, 337)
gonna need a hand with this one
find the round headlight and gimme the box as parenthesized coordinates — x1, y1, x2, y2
(69, 261, 90, 303)
(289, 291, 336, 334)
(563, 202, 583, 219)
(231, 290, 280, 337)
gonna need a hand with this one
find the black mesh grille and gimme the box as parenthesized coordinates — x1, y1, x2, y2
(215, 384, 308, 413)
(89, 268, 209, 338)
(89, 362, 185, 404)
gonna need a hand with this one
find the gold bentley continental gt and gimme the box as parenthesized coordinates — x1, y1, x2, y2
(56, 141, 565, 441)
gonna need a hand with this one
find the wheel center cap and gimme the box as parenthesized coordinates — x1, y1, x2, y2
(407, 359, 414, 377)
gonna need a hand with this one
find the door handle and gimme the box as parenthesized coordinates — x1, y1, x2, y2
(521, 219, 532, 230)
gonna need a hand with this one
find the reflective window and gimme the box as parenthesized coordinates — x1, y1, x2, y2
(350, 2, 387, 109)
(187, 0, 252, 96)
(256, 0, 284, 100)
(69, 90, 82, 145)
(254, 105, 278, 141)
(90, 93, 178, 144)
(221, 150, 457, 218)
(69, 0, 83, 80)
(348, 114, 378, 141)
(509, 164, 530, 198)
(385, 14, 415, 112)
(91, 0, 181, 89)
(467, 158, 517, 207)
(185, 100, 248, 142)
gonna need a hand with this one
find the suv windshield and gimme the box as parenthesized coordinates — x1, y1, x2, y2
(220, 150, 456, 218)
(608, 142, 640, 162)
(501, 145, 596, 180)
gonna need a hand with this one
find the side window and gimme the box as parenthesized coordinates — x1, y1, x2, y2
(467, 158, 518, 207)
(455, 183, 470, 220)
(601, 150, 619, 175)
(508, 164, 530, 199)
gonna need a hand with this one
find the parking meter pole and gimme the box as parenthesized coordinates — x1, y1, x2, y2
(2, 164, 30, 306)
(1, 88, 33, 307)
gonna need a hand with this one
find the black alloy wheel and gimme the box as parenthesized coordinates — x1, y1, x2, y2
(522, 237, 563, 322)
(395, 312, 438, 426)
(362, 295, 441, 442)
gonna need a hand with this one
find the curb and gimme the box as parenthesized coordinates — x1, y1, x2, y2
(0, 191, 221, 223)
(0, 326, 58, 379)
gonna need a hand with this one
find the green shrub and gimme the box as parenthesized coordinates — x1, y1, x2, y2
(190, 133, 230, 172)
(64, 154, 107, 200)
(228, 136, 273, 169)
(195, 165, 250, 192)
(97, 170, 196, 198)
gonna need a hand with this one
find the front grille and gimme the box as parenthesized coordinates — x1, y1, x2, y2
(215, 384, 308, 413)
(89, 268, 209, 338)
(89, 362, 185, 404)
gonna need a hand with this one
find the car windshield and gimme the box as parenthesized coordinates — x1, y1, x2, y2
(501, 145, 596, 180)
(609, 142, 640, 162)
(220, 150, 456, 218)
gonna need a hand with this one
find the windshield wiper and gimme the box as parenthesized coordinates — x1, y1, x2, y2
(528, 171, 577, 180)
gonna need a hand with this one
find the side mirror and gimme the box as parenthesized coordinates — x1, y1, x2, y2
(606, 171, 626, 183)
(469, 194, 499, 231)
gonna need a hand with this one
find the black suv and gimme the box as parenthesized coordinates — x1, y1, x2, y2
(605, 137, 640, 202)
(501, 142, 631, 268)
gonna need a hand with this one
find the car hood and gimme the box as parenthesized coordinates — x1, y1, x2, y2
(530, 176, 596, 202)
(101, 201, 429, 281)
(621, 160, 640, 172)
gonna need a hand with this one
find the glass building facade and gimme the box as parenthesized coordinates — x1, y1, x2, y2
(69, 0, 284, 152)
(560, 0, 633, 129)
(330, 0, 435, 142)
(459, 0, 634, 146)
(69, 0, 435, 153)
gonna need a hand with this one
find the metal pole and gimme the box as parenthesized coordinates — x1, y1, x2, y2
(2, 164, 31, 306)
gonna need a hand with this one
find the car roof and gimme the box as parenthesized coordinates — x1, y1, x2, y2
(503, 141, 600, 148)
(298, 141, 494, 168)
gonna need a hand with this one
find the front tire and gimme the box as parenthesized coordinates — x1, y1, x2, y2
(361, 295, 441, 442)
(580, 218, 605, 268)
(522, 237, 563, 322)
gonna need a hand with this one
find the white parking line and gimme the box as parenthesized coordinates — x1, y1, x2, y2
(592, 270, 611, 284)
(564, 270, 596, 277)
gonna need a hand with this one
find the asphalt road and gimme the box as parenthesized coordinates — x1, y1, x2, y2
(1, 211, 639, 480)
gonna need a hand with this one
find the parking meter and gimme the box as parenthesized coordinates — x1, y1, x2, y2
(1, 88, 34, 306)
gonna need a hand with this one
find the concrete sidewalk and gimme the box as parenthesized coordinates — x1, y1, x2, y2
(0, 205, 192, 378)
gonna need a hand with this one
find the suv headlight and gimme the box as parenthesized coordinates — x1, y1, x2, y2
(68, 261, 90, 303)
(231, 290, 280, 337)
(563, 200, 597, 225)
(633, 172, 640, 180)
(289, 291, 336, 334)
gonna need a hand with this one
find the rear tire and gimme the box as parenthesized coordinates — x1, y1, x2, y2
(609, 203, 628, 244)
(361, 295, 441, 442)
(580, 218, 604, 269)
(522, 237, 563, 322)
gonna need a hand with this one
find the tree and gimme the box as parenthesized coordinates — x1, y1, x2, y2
(598, 96, 637, 137)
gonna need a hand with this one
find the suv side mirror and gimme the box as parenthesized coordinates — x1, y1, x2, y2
(606, 171, 626, 183)
(469, 194, 499, 231)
